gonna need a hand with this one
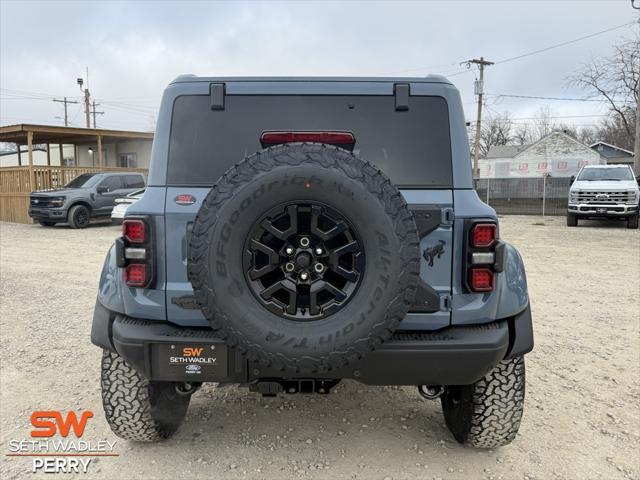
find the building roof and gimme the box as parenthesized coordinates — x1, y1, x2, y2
(589, 141, 634, 157)
(485, 144, 528, 159)
(0, 124, 153, 145)
(485, 131, 597, 160)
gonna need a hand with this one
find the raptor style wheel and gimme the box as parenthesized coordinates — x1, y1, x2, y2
(243, 202, 365, 321)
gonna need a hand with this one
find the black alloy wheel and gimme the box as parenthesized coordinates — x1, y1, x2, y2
(243, 202, 365, 321)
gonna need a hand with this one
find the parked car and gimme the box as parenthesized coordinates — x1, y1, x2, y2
(567, 164, 639, 228)
(28, 172, 146, 228)
(92, 75, 533, 448)
(111, 188, 145, 224)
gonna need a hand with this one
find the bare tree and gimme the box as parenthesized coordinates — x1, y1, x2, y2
(577, 126, 598, 146)
(531, 106, 557, 142)
(512, 123, 531, 145)
(568, 32, 639, 152)
(477, 113, 513, 157)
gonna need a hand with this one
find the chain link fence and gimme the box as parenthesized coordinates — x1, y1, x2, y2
(474, 177, 571, 216)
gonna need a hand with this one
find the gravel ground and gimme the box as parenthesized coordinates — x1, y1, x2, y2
(1, 216, 639, 480)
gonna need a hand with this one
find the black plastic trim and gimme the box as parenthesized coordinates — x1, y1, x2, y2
(90, 298, 116, 351)
(104, 314, 518, 386)
(394, 83, 410, 111)
(210, 83, 225, 110)
(505, 304, 534, 359)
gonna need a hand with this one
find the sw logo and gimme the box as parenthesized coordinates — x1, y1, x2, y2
(183, 347, 204, 357)
(30, 410, 93, 438)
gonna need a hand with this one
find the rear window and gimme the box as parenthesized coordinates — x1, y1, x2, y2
(168, 95, 452, 187)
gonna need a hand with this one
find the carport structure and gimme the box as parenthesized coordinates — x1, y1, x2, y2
(0, 124, 152, 223)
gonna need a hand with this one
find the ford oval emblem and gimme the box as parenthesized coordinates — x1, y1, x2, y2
(175, 194, 196, 206)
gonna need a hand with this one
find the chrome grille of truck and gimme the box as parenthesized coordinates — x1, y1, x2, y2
(576, 191, 634, 204)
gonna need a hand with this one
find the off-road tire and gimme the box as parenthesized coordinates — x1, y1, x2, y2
(627, 214, 639, 229)
(566, 213, 578, 227)
(441, 356, 525, 448)
(188, 143, 420, 375)
(39, 221, 56, 227)
(68, 204, 90, 229)
(100, 349, 190, 442)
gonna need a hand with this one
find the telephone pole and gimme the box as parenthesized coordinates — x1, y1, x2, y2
(52, 97, 78, 127)
(90, 101, 104, 128)
(466, 57, 494, 178)
(77, 75, 92, 128)
(634, 86, 639, 175)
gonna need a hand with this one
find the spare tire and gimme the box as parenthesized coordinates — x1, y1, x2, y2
(188, 143, 419, 374)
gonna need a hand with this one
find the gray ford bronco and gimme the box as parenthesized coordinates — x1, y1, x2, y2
(91, 76, 533, 448)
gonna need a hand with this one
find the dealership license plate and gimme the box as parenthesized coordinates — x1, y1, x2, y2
(153, 342, 228, 380)
(597, 208, 607, 214)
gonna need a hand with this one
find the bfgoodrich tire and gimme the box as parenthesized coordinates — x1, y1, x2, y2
(188, 143, 420, 374)
(627, 214, 639, 229)
(441, 356, 526, 448)
(100, 350, 190, 442)
(566, 213, 578, 227)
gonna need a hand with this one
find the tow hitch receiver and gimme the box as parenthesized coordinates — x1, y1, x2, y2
(249, 379, 341, 397)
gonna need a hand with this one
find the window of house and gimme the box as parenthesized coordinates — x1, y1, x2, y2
(118, 153, 138, 168)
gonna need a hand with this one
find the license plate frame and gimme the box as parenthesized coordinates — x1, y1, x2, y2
(596, 208, 607, 214)
(152, 342, 228, 381)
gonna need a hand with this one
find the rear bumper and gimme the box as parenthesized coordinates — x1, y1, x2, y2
(568, 203, 638, 217)
(92, 301, 533, 386)
(28, 207, 68, 221)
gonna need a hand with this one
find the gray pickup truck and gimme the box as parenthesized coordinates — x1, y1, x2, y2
(28, 172, 146, 228)
(91, 76, 534, 448)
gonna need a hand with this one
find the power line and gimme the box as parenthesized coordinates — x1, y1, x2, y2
(493, 21, 636, 66)
(376, 20, 636, 77)
(486, 93, 633, 103)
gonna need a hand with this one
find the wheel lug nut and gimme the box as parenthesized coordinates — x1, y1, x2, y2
(315, 247, 323, 255)
(285, 246, 294, 255)
(314, 263, 324, 273)
(299, 237, 310, 247)
(300, 271, 309, 281)
(285, 262, 295, 273)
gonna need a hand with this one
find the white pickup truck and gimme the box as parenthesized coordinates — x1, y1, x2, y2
(568, 164, 639, 229)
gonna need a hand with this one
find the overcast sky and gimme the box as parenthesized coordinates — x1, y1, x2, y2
(0, 0, 637, 132)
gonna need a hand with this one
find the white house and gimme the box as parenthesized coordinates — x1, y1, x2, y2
(479, 131, 604, 179)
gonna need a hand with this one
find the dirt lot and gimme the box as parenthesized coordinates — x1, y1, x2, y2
(1, 216, 638, 480)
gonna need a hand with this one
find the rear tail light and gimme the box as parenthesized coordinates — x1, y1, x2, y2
(123, 219, 146, 243)
(469, 268, 494, 292)
(124, 264, 147, 287)
(119, 217, 153, 288)
(471, 223, 497, 248)
(260, 131, 355, 149)
(466, 221, 499, 293)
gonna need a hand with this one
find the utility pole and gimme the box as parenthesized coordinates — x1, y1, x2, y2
(90, 101, 104, 128)
(77, 76, 91, 128)
(634, 87, 639, 175)
(52, 97, 78, 127)
(466, 57, 494, 178)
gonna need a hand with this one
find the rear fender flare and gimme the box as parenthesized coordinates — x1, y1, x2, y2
(494, 242, 529, 319)
(97, 244, 125, 314)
